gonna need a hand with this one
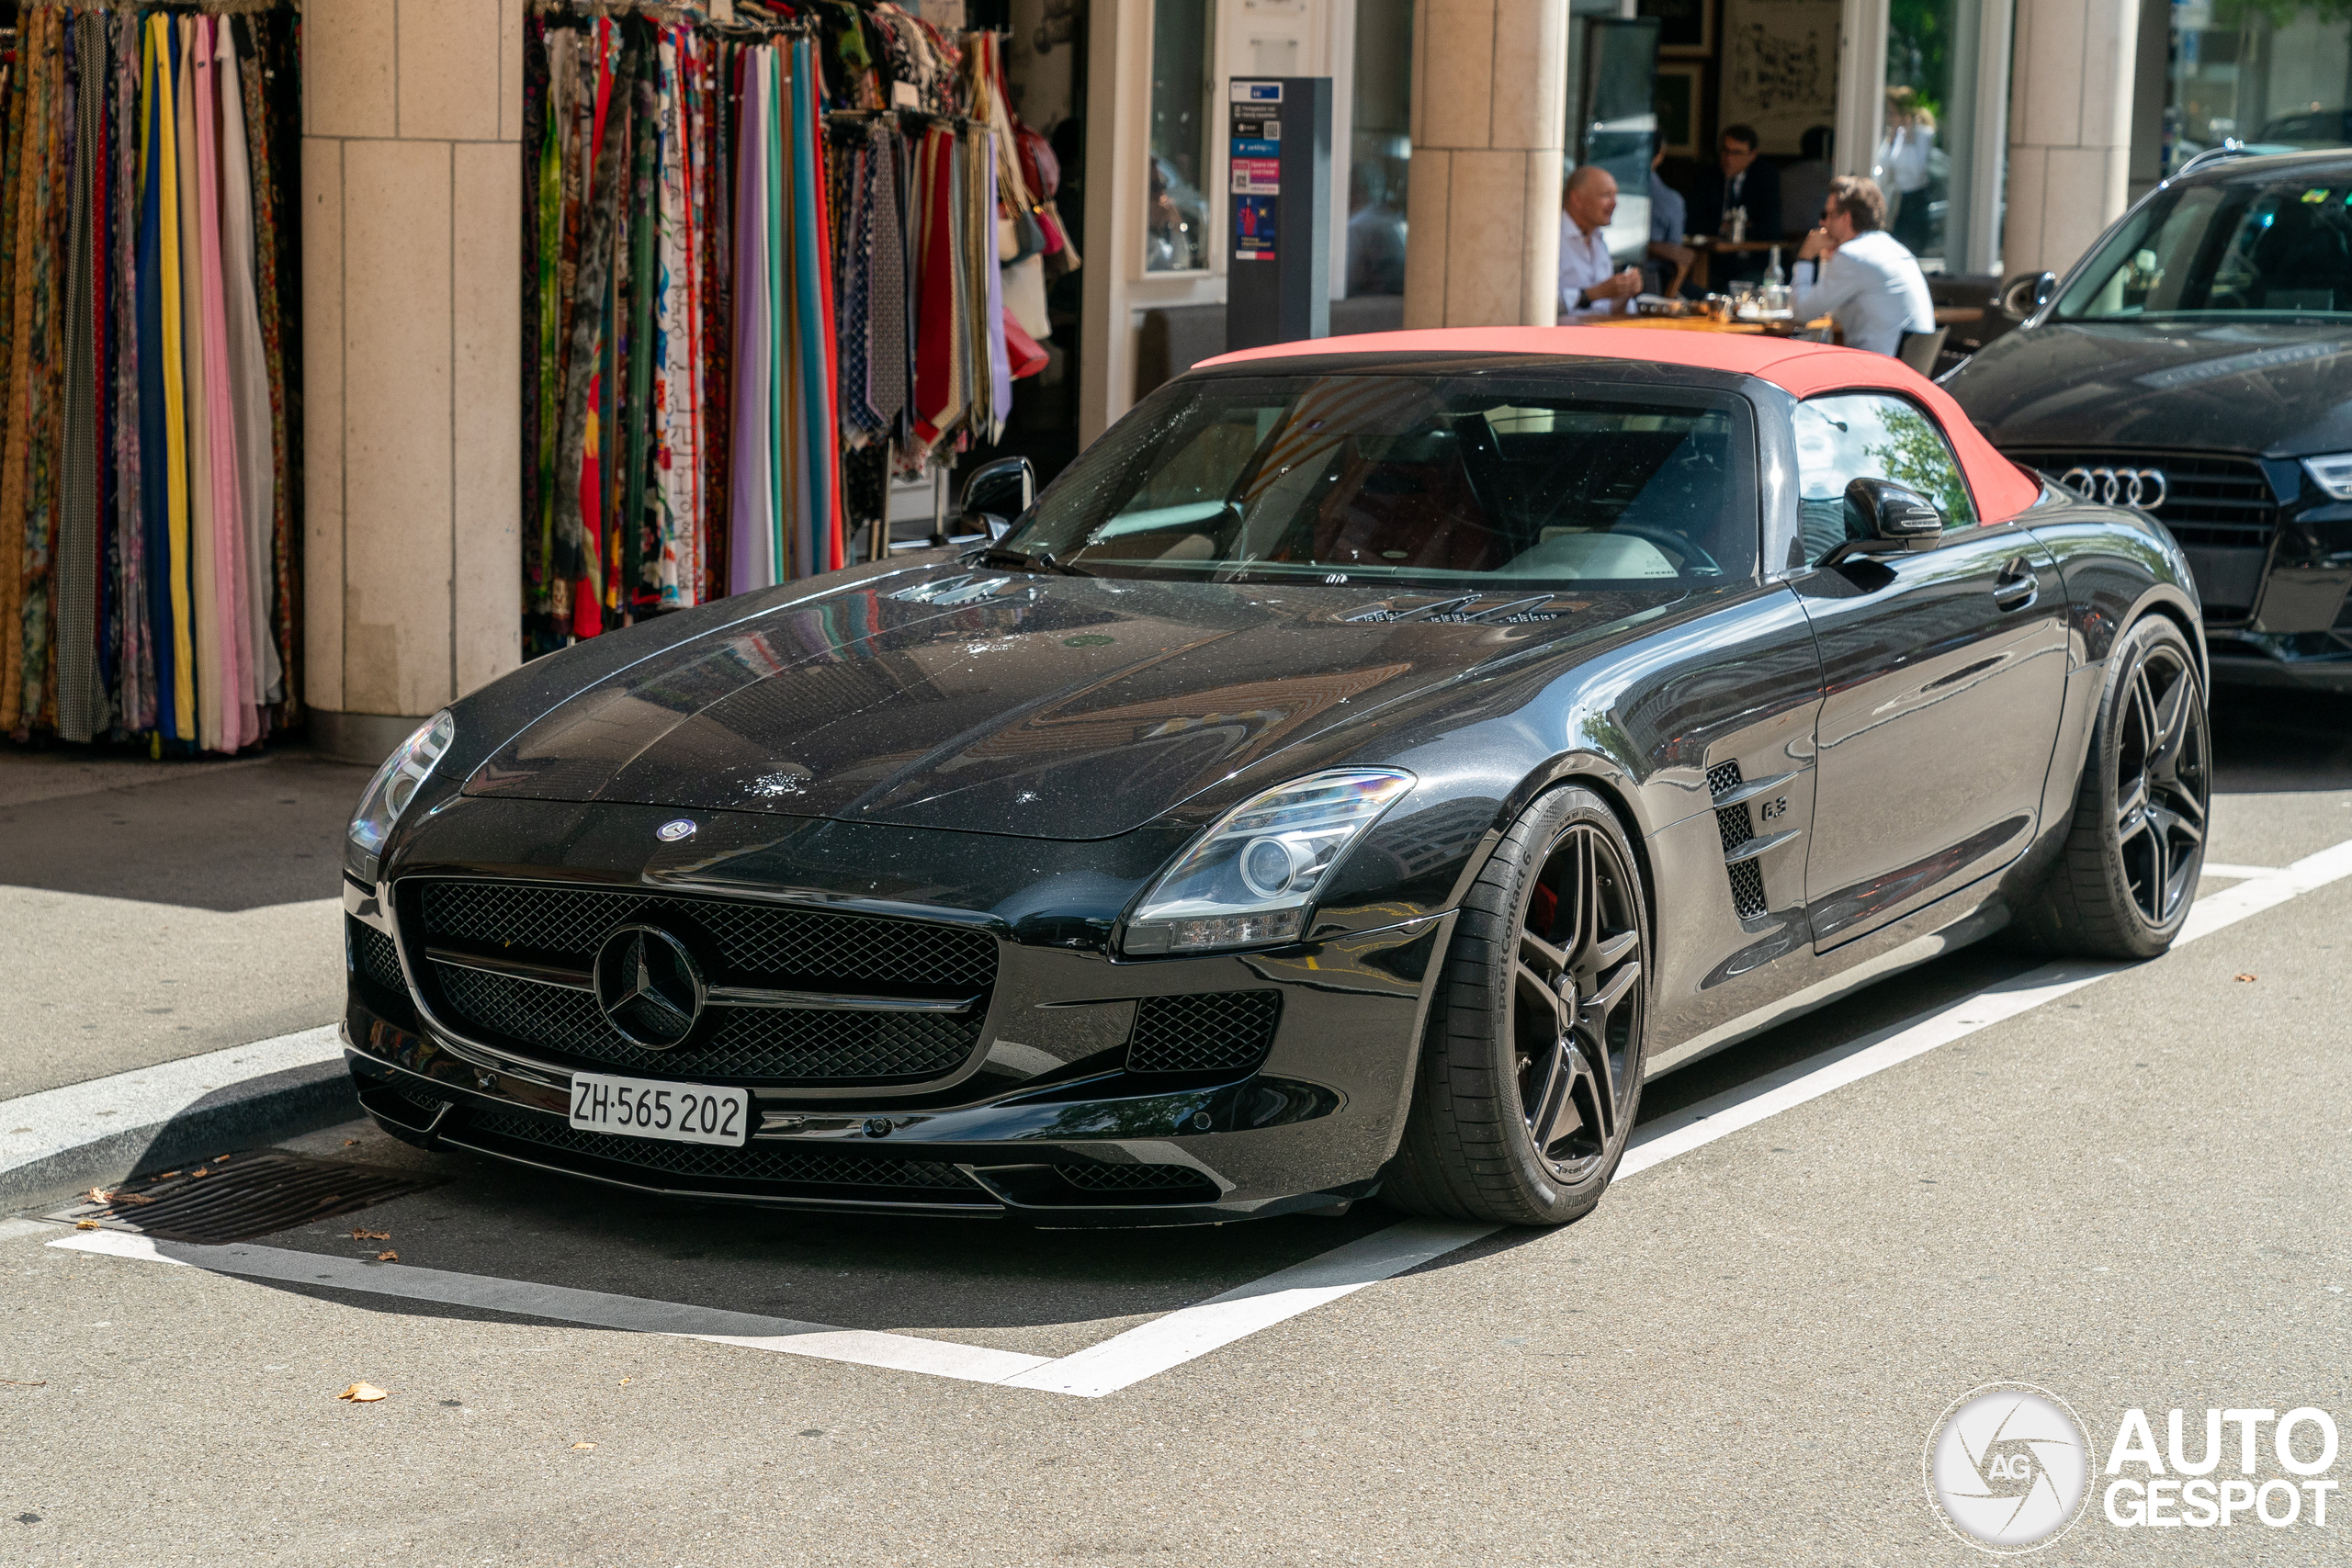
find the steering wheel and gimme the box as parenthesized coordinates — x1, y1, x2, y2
(1605, 522, 1723, 577)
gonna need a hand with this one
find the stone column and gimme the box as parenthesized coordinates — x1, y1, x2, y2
(1400, 0, 1569, 329)
(301, 0, 525, 762)
(2005, 0, 2143, 277)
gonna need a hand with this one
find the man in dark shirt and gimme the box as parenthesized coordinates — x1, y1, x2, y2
(1689, 124, 1782, 282)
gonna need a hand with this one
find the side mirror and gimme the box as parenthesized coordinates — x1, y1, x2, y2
(1820, 479, 1944, 565)
(959, 457, 1036, 541)
(1999, 270, 2057, 321)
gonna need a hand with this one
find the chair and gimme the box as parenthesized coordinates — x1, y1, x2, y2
(1897, 327, 1948, 377)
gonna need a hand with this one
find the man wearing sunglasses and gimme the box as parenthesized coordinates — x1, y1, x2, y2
(1792, 175, 1934, 356)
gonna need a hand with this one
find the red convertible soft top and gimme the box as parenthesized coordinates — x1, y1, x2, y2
(1199, 327, 2045, 526)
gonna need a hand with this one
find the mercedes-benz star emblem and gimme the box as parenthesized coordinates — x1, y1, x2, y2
(656, 818, 698, 842)
(592, 925, 707, 1049)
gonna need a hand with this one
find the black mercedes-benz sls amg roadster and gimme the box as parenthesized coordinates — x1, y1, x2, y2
(343, 328, 2210, 1228)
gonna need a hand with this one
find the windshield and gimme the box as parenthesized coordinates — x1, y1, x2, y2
(1004, 374, 1758, 587)
(2056, 175, 2352, 321)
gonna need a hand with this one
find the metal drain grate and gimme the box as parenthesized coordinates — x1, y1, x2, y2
(48, 1153, 436, 1244)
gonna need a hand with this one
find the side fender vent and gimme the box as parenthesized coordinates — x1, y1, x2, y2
(1706, 761, 1769, 920)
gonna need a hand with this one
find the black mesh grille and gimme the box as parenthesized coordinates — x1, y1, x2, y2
(1057, 1164, 1220, 1197)
(413, 880, 997, 990)
(1705, 760, 1744, 800)
(458, 1105, 981, 1193)
(2016, 449, 2278, 548)
(351, 919, 404, 994)
(1714, 804, 1753, 855)
(1126, 991, 1283, 1075)
(1727, 859, 1768, 920)
(430, 964, 978, 1083)
(406, 879, 997, 1086)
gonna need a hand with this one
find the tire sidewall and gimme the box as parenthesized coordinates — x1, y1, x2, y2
(2086, 616, 2208, 953)
(1462, 784, 1652, 1221)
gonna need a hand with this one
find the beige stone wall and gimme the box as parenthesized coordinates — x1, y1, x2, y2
(302, 0, 524, 724)
(2006, 0, 2143, 277)
(1400, 0, 1567, 330)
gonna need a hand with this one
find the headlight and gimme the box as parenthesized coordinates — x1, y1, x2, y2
(1123, 770, 1416, 954)
(345, 711, 456, 883)
(2305, 453, 2352, 501)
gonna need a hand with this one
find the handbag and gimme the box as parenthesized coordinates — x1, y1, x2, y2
(1002, 308, 1049, 379)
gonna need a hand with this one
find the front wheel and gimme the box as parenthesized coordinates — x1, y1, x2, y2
(2014, 615, 2211, 958)
(1383, 786, 1650, 1227)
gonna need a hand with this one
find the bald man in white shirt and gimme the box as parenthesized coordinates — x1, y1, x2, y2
(1559, 165, 1643, 319)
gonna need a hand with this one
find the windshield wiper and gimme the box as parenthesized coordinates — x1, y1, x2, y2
(978, 544, 1090, 577)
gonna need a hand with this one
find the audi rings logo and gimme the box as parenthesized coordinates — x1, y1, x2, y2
(1925, 1383, 2094, 1552)
(2060, 466, 2168, 510)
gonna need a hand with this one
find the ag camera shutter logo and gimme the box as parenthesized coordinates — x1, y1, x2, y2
(1924, 1383, 2092, 1552)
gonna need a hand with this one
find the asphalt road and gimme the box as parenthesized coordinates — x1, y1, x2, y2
(3, 690, 2348, 1566)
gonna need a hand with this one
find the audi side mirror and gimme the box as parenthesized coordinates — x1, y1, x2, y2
(959, 457, 1036, 541)
(2000, 270, 2058, 321)
(1821, 479, 1944, 566)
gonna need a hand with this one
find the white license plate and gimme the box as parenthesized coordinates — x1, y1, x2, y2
(568, 1073, 749, 1147)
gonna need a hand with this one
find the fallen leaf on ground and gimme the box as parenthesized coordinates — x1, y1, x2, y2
(338, 1382, 389, 1403)
(74, 1219, 99, 1230)
(187, 1168, 209, 1179)
(108, 1191, 153, 1205)
(85, 1187, 110, 1204)
(571, 1441, 596, 1450)
(343, 1139, 359, 1147)
(375, 1250, 399, 1262)
(351, 1227, 390, 1241)
(2235, 972, 2257, 982)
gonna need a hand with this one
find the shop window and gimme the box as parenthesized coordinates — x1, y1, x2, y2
(1348, 0, 1412, 297)
(2168, 2, 2352, 171)
(1148, 0, 1216, 271)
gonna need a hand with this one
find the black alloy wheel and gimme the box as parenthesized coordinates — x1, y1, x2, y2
(1385, 785, 1650, 1226)
(2016, 615, 2211, 959)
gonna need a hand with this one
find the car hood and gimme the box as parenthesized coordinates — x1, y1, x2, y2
(1943, 319, 2352, 457)
(465, 568, 1676, 840)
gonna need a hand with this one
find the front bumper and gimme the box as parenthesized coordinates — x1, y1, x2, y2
(343, 799, 1452, 1224)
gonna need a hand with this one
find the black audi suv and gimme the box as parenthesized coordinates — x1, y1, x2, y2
(1945, 149, 2352, 690)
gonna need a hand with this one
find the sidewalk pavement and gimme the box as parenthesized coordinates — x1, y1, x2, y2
(0, 747, 369, 1101)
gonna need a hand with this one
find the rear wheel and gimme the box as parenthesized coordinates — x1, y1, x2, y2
(1384, 786, 1648, 1226)
(2014, 615, 2211, 958)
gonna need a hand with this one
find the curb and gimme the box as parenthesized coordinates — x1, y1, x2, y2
(0, 1028, 356, 1211)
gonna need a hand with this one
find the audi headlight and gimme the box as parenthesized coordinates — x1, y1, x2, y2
(1123, 770, 1416, 954)
(2304, 453, 2352, 501)
(345, 711, 456, 884)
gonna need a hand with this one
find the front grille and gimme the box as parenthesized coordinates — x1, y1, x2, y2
(415, 881, 997, 990)
(404, 879, 998, 1086)
(458, 1105, 982, 1194)
(351, 919, 404, 994)
(1057, 1163, 1220, 1198)
(1125, 991, 1283, 1075)
(430, 964, 978, 1083)
(2016, 449, 2279, 549)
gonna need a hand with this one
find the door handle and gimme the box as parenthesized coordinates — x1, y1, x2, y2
(1992, 559, 2039, 613)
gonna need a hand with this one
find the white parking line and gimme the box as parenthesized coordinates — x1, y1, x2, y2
(45, 837, 2352, 1397)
